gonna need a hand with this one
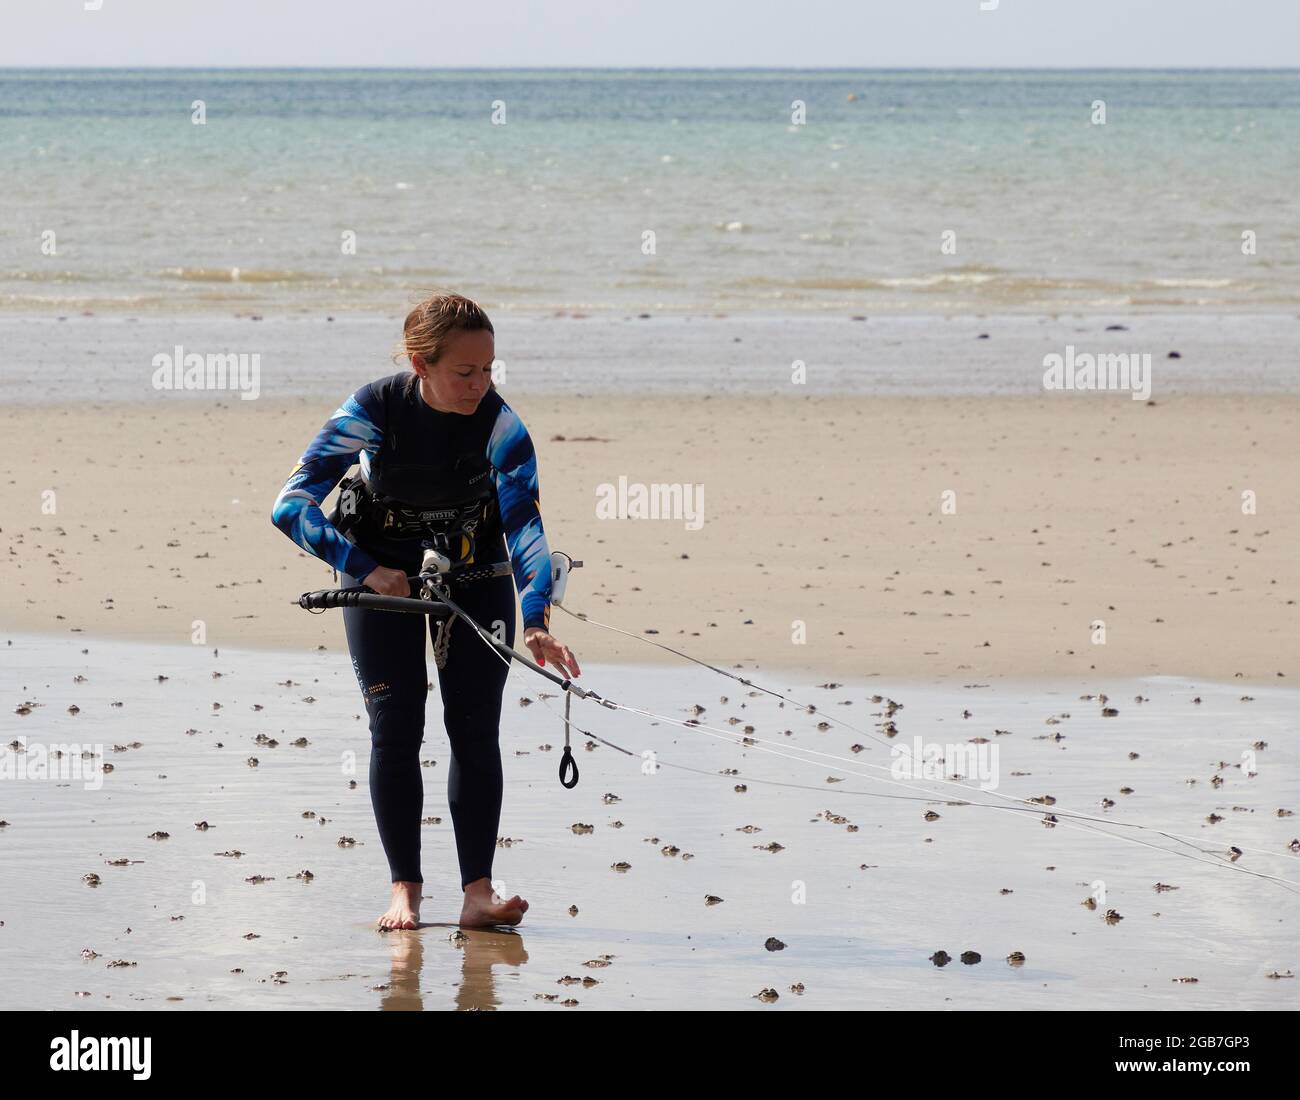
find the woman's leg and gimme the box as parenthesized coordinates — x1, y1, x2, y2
(433, 572, 516, 891)
(341, 569, 429, 886)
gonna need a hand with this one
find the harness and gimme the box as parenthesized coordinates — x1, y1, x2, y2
(329, 375, 503, 566)
(329, 465, 497, 573)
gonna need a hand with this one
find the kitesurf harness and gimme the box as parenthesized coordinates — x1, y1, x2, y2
(327, 383, 503, 564)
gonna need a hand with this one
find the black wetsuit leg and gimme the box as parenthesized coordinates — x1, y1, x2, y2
(435, 569, 516, 890)
(341, 568, 428, 884)
(341, 559, 516, 889)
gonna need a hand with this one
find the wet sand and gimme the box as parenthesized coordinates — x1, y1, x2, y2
(2, 632, 1296, 1010)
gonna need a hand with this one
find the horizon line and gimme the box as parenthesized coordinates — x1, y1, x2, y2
(2, 64, 1299, 72)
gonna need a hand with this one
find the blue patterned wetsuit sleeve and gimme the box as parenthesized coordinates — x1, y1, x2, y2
(488, 400, 554, 631)
(271, 386, 385, 582)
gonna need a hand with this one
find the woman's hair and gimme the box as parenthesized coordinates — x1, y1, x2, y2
(392, 290, 494, 371)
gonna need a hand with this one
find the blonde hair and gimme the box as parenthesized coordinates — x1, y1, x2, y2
(392, 290, 495, 371)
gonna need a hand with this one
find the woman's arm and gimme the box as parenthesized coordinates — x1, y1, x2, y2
(487, 400, 554, 631)
(271, 387, 385, 582)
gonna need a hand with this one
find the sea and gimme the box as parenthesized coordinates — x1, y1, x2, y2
(2, 68, 1299, 317)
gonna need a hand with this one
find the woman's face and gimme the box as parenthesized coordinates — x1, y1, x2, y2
(414, 328, 494, 414)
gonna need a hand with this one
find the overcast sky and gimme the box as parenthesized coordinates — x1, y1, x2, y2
(2, 0, 1297, 69)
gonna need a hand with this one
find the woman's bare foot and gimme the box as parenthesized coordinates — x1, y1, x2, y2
(377, 880, 422, 930)
(459, 877, 528, 928)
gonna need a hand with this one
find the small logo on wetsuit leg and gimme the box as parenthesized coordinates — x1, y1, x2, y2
(351, 656, 392, 702)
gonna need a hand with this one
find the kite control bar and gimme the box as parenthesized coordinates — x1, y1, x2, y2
(297, 587, 450, 615)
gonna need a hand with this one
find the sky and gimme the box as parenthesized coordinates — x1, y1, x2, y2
(1, 0, 1298, 69)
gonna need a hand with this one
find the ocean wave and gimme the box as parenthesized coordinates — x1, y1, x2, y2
(877, 273, 997, 287)
(1147, 278, 1235, 289)
(5, 270, 93, 283)
(161, 266, 330, 284)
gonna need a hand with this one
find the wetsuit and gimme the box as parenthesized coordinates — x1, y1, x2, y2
(271, 372, 553, 887)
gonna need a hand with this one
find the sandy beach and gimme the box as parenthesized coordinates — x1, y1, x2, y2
(3, 390, 1297, 685)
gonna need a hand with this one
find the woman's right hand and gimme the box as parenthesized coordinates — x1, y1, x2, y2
(360, 565, 412, 597)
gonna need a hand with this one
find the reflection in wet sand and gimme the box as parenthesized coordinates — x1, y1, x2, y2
(376, 925, 529, 1012)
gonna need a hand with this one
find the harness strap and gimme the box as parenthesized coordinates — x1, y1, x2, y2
(559, 691, 580, 788)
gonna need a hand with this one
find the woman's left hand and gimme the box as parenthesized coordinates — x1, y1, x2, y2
(522, 628, 581, 679)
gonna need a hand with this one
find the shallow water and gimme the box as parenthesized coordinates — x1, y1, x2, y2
(1, 631, 1297, 1010)
(4, 311, 1300, 405)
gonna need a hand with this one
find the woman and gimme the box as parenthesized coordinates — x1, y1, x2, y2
(271, 292, 580, 931)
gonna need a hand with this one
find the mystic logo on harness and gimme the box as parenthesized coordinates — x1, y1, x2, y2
(406, 508, 459, 524)
(329, 472, 495, 545)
